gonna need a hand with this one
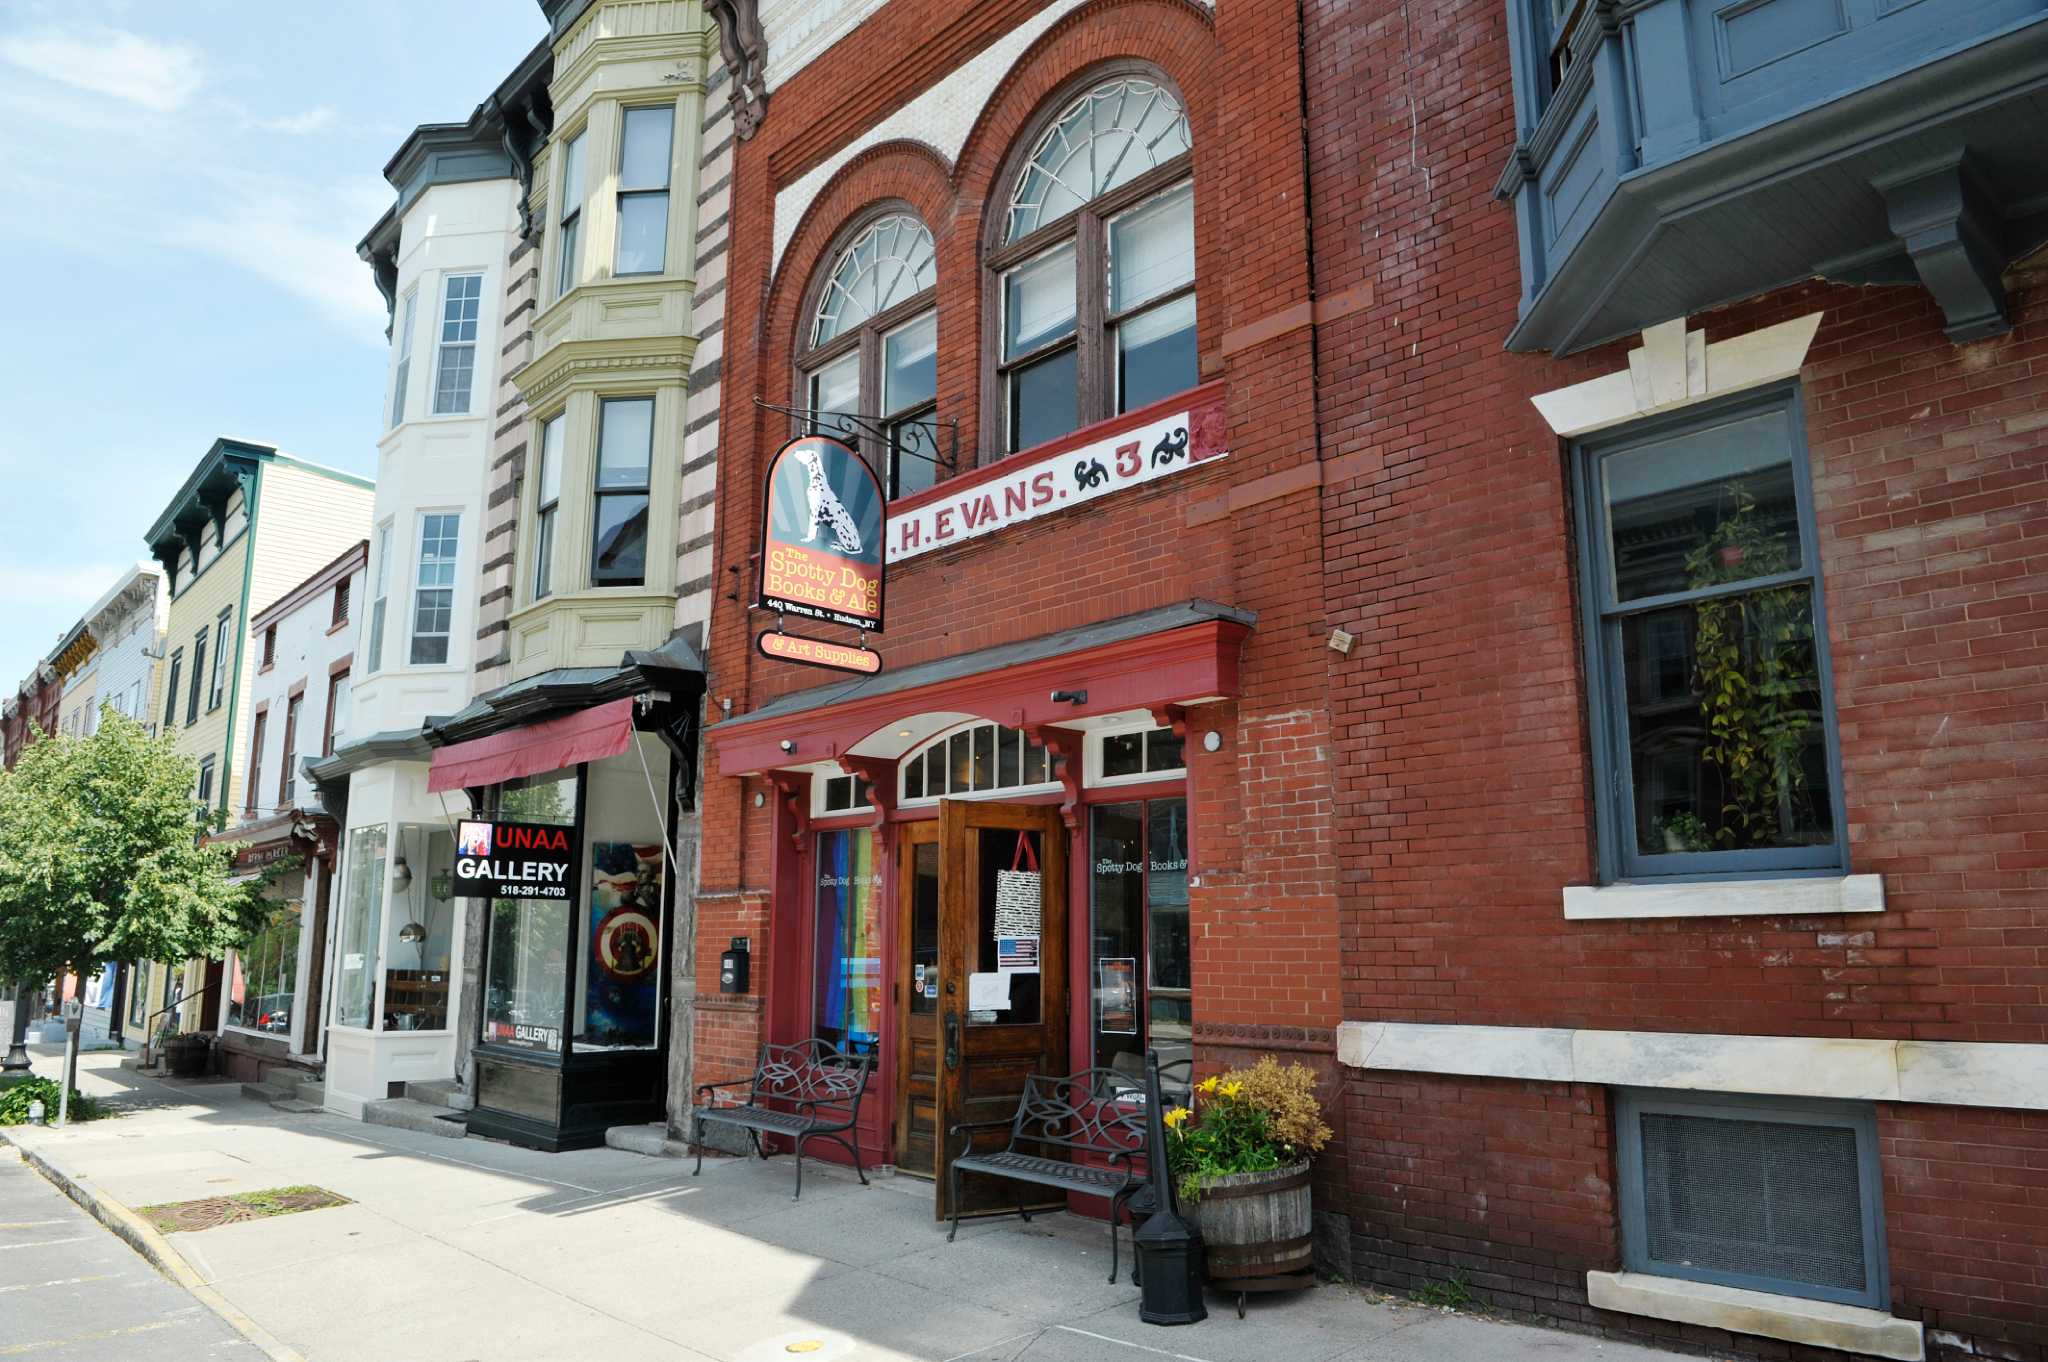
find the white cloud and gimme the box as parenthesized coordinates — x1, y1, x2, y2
(250, 105, 338, 136)
(0, 24, 204, 113)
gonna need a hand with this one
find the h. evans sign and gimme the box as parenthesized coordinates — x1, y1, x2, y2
(885, 395, 1224, 562)
(759, 434, 886, 632)
(453, 820, 575, 900)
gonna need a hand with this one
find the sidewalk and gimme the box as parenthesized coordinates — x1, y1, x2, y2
(7, 1047, 1694, 1362)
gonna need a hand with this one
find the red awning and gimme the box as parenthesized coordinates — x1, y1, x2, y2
(427, 698, 636, 793)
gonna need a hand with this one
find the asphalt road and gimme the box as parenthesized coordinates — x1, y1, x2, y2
(0, 1151, 259, 1358)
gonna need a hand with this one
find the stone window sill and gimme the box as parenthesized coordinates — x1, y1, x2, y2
(1587, 1271, 1921, 1361)
(1563, 873, 1882, 921)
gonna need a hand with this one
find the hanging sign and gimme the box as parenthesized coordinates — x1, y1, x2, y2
(886, 393, 1225, 562)
(759, 434, 886, 631)
(756, 629, 883, 676)
(452, 820, 575, 899)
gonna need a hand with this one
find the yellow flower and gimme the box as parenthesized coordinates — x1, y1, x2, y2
(1221, 1081, 1244, 1099)
(1163, 1106, 1190, 1129)
(1197, 1076, 1220, 1095)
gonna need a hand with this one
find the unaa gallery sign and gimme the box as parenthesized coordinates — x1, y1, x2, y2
(453, 820, 576, 899)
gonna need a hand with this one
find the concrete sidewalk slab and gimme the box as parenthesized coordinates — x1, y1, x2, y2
(8, 1047, 1700, 1362)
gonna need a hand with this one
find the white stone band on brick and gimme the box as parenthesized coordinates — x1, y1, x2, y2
(1336, 1022, 2048, 1111)
(1587, 1271, 1924, 1361)
(1563, 873, 1884, 920)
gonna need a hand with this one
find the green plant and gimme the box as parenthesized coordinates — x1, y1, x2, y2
(1163, 1056, 1331, 1204)
(1658, 810, 1711, 853)
(0, 1075, 106, 1125)
(1414, 1272, 1474, 1309)
(1681, 483, 1818, 850)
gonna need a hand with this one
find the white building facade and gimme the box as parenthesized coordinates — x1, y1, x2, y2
(313, 65, 547, 1119)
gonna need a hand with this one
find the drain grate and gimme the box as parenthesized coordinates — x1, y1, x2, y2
(139, 1185, 351, 1234)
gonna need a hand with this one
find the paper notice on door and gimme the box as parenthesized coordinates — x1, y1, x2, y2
(967, 971, 1011, 1011)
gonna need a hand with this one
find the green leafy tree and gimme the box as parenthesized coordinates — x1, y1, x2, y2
(0, 708, 257, 988)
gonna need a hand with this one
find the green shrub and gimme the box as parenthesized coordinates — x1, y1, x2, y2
(0, 1075, 105, 1125)
(1162, 1056, 1331, 1204)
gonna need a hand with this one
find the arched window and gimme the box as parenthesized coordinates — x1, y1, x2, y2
(899, 721, 1058, 802)
(798, 212, 940, 500)
(992, 75, 1195, 455)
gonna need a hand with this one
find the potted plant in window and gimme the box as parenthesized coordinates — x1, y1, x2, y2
(1162, 1057, 1331, 1288)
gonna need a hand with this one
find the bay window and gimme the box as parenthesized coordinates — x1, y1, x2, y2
(592, 398, 652, 587)
(614, 105, 674, 276)
(533, 414, 563, 600)
(408, 513, 459, 665)
(366, 522, 391, 675)
(389, 288, 417, 427)
(432, 273, 482, 415)
(554, 130, 586, 299)
(799, 212, 939, 499)
(993, 75, 1194, 454)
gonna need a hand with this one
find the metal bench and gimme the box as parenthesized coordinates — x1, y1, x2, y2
(948, 1067, 1150, 1282)
(692, 1039, 873, 1199)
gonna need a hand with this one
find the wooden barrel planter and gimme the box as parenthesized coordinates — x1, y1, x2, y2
(1189, 1160, 1314, 1315)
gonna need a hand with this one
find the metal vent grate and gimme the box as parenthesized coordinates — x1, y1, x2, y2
(1638, 1111, 1867, 1293)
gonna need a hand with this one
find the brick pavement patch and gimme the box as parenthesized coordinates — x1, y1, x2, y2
(139, 1185, 350, 1234)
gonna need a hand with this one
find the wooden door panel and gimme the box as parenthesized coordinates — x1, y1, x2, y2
(895, 823, 942, 1180)
(934, 799, 1068, 1221)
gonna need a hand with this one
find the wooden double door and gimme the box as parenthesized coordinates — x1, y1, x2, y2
(894, 800, 1068, 1219)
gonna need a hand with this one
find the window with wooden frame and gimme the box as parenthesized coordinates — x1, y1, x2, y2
(797, 211, 939, 500)
(245, 708, 267, 817)
(278, 691, 302, 809)
(989, 73, 1195, 456)
(261, 624, 277, 670)
(323, 668, 350, 757)
(331, 576, 351, 629)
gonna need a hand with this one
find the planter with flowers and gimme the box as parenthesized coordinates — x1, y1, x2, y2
(1162, 1057, 1331, 1293)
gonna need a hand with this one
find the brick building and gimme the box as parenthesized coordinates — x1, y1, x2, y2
(692, 1, 2047, 1360)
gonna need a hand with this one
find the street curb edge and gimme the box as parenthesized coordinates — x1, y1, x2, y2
(1, 1129, 310, 1362)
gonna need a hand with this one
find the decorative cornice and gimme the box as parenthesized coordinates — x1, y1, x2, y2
(514, 334, 695, 408)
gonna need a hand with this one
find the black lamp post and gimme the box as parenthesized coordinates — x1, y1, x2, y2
(1134, 1049, 1206, 1325)
(2, 982, 32, 1073)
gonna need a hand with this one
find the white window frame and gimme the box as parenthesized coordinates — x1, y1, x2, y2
(389, 288, 418, 427)
(406, 511, 461, 667)
(1084, 722, 1189, 790)
(895, 720, 1064, 808)
(532, 412, 565, 602)
(810, 770, 877, 819)
(431, 272, 483, 415)
(554, 129, 587, 300)
(365, 521, 393, 676)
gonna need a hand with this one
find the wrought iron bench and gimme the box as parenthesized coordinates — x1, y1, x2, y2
(692, 1039, 873, 1200)
(948, 1067, 1150, 1282)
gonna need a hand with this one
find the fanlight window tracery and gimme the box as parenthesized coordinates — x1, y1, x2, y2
(811, 214, 938, 346)
(1005, 78, 1191, 242)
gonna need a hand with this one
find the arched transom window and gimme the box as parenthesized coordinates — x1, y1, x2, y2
(900, 722, 1057, 802)
(993, 76, 1197, 455)
(800, 213, 940, 500)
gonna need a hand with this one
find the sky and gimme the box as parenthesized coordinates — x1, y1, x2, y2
(0, 0, 547, 693)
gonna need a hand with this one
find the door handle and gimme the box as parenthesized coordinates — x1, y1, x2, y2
(943, 1010, 960, 1072)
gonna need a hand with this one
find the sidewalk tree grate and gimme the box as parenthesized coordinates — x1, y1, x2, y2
(138, 1185, 351, 1234)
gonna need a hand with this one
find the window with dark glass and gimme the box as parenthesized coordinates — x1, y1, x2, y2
(614, 105, 674, 276)
(1575, 388, 1843, 880)
(555, 130, 586, 299)
(798, 213, 939, 500)
(592, 398, 652, 586)
(1089, 797, 1190, 1096)
(1099, 725, 1186, 780)
(900, 722, 1052, 801)
(162, 650, 182, 731)
(195, 754, 215, 808)
(533, 414, 563, 600)
(187, 629, 205, 725)
(995, 76, 1195, 454)
(483, 771, 579, 1052)
(208, 610, 231, 710)
(278, 693, 300, 808)
(245, 709, 266, 817)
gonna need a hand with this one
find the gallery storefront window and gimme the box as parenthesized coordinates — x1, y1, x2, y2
(813, 828, 882, 1055)
(383, 826, 456, 1030)
(483, 771, 580, 1051)
(1090, 796, 1190, 1089)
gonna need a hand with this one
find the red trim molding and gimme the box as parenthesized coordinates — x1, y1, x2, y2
(711, 616, 1248, 777)
(252, 540, 368, 631)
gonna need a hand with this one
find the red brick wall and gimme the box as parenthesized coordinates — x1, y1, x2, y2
(699, 0, 1350, 1140)
(1308, 0, 2048, 1353)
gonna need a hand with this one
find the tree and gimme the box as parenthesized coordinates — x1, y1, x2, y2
(0, 708, 257, 990)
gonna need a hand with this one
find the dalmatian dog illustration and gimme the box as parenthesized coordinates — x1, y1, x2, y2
(794, 446, 864, 555)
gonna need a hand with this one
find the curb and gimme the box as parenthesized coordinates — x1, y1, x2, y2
(1, 1130, 309, 1362)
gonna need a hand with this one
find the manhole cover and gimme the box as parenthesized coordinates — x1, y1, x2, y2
(139, 1185, 351, 1234)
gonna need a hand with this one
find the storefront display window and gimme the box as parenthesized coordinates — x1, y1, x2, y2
(577, 838, 663, 1049)
(483, 772, 579, 1052)
(1090, 797, 1190, 1091)
(335, 824, 387, 1029)
(383, 826, 456, 1030)
(814, 828, 882, 1055)
(227, 897, 302, 1036)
